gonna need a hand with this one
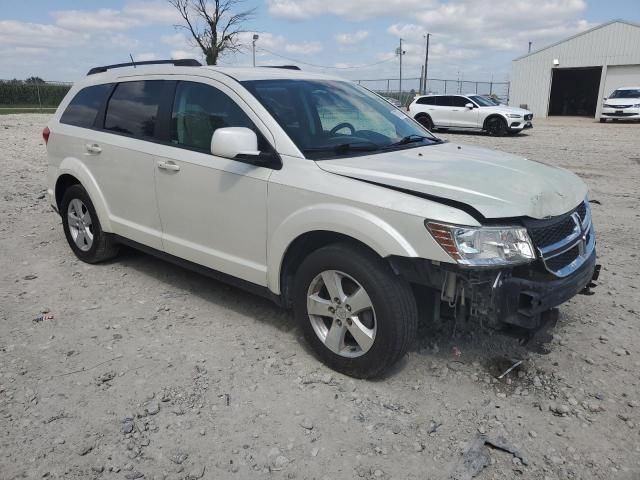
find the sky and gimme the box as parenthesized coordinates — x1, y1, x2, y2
(0, 0, 638, 86)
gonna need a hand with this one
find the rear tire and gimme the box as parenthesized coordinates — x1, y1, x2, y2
(61, 184, 119, 264)
(293, 243, 418, 378)
(415, 114, 434, 131)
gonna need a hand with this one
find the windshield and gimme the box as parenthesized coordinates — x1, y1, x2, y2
(242, 79, 440, 159)
(609, 89, 640, 99)
(468, 95, 499, 107)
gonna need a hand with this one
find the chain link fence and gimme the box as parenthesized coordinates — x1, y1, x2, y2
(354, 77, 510, 107)
(0, 80, 72, 111)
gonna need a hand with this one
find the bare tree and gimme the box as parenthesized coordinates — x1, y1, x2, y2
(169, 0, 255, 65)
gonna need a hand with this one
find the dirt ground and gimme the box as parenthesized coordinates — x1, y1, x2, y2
(1, 114, 639, 480)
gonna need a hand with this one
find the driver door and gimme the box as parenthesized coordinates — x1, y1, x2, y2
(447, 96, 479, 128)
(153, 79, 277, 286)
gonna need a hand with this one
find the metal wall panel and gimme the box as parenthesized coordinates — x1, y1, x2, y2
(510, 22, 640, 117)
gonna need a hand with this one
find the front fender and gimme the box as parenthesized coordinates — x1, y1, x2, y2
(57, 157, 113, 232)
(267, 203, 420, 293)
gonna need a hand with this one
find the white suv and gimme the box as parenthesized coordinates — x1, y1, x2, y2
(409, 94, 533, 135)
(45, 60, 598, 378)
(599, 86, 640, 122)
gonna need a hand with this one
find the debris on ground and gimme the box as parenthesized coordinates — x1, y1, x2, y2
(33, 313, 54, 323)
(450, 431, 528, 479)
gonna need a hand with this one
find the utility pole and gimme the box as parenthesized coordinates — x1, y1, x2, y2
(252, 34, 259, 67)
(396, 39, 405, 105)
(423, 33, 431, 94)
(528, 41, 532, 53)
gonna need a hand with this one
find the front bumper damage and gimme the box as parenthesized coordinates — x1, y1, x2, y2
(389, 249, 600, 332)
(494, 250, 598, 329)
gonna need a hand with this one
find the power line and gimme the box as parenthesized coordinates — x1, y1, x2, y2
(256, 47, 395, 70)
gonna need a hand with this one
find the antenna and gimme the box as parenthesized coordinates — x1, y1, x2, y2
(129, 54, 136, 68)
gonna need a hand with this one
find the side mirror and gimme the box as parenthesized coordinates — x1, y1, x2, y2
(211, 127, 260, 159)
(465, 103, 474, 109)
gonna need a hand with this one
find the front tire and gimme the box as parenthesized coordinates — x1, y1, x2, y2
(485, 116, 507, 136)
(599, 118, 606, 123)
(61, 184, 119, 263)
(293, 243, 418, 378)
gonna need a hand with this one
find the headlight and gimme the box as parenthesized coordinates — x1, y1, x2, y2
(633, 103, 640, 108)
(603, 104, 612, 108)
(426, 222, 536, 266)
(506, 114, 522, 118)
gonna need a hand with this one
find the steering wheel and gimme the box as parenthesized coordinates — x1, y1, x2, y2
(329, 122, 356, 136)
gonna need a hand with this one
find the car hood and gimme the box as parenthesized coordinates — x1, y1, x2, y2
(605, 97, 640, 105)
(481, 106, 531, 116)
(316, 142, 587, 220)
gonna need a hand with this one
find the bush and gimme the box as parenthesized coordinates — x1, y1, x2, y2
(0, 80, 71, 107)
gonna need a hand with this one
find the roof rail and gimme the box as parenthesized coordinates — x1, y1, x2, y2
(259, 65, 301, 70)
(87, 59, 202, 75)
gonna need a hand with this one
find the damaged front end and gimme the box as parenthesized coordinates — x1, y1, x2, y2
(390, 200, 600, 335)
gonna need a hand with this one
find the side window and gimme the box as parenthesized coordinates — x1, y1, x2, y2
(104, 81, 164, 138)
(171, 81, 259, 152)
(451, 96, 470, 107)
(437, 96, 452, 107)
(417, 97, 434, 105)
(60, 84, 112, 128)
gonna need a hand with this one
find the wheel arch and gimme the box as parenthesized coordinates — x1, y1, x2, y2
(268, 205, 420, 302)
(55, 157, 113, 232)
(482, 113, 507, 130)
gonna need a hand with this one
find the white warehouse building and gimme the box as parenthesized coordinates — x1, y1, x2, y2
(510, 20, 640, 118)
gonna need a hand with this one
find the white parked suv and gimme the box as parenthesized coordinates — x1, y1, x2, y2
(599, 86, 640, 122)
(45, 60, 599, 378)
(409, 94, 533, 135)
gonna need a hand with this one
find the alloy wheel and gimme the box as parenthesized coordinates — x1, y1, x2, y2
(306, 270, 377, 358)
(67, 198, 94, 251)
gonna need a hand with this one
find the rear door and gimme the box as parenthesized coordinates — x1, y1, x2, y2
(153, 79, 276, 286)
(87, 80, 170, 250)
(434, 96, 456, 126)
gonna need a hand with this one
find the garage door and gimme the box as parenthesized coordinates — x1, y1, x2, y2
(603, 64, 640, 98)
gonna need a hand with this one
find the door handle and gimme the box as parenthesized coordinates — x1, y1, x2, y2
(85, 143, 102, 154)
(157, 161, 180, 172)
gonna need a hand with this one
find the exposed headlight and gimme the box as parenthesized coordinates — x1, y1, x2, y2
(633, 103, 640, 108)
(426, 222, 536, 266)
(506, 114, 522, 118)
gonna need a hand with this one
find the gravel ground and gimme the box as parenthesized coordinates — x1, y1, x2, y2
(1, 114, 639, 480)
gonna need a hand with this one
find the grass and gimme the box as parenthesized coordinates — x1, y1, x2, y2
(0, 107, 56, 115)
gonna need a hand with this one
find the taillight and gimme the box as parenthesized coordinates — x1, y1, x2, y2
(42, 126, 50, 145)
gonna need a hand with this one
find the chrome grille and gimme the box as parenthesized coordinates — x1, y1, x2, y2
(527, 201, 595, 277)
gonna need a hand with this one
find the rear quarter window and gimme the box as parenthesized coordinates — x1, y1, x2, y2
(104, 81, 165, 138)
(59, 84, 112, 128)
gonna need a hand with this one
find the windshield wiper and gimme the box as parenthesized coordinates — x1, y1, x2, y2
(303, 141, 380, 155)
(384, 134, 432, 148)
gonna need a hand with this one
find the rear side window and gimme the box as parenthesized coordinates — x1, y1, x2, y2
(417, 97, 434, 105)
(60, 84, 112, 128)
(438, 96, 453, 107)
(105, 81, 164, 138)
(171, 81, 257, 151)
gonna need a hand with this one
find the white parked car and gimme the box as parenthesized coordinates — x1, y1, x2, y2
(409, 94, 533, 135)
(45, 60, 598, 378)
(599, 86, 640, 122)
